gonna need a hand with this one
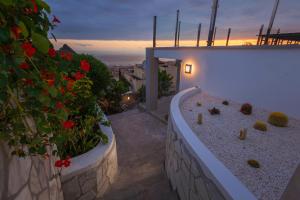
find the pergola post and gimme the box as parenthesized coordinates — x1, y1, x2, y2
(146, 48, 158, 111)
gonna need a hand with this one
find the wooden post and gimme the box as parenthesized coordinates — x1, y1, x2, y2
(153, 16, 157, 48)
(212, 27, 217, 46)
(207, 0, 219, 46)
(257, 24, 264, 45)
(196, 23, 201, 47)
(177, 21, 181, 47)
(226, 28, 231, 46)
(264, 0, 280, 45)
(273, 28, 280, 45)
(174, 10, 180, 47)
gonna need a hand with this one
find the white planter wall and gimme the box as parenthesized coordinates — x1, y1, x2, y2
(61, 119, 118, 200)
(154, 46, 300, 119)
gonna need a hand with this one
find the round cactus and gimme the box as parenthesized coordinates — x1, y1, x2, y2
(240, 103, 252, 115)
(248, 160, 260, 168)
(268, 112, 289, 127)
(253, 120, 267, 132)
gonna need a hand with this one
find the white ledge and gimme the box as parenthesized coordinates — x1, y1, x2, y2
(170, 86, 257, 200)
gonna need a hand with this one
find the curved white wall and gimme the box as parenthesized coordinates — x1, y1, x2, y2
(165, 86, 256, 200)
(154, 46, 300, 119)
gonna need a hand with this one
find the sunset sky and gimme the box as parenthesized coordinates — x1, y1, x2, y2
(46, 0, 300, 64)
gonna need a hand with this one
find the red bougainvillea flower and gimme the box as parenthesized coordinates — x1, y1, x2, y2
(63, 120, 75, 129)
(52, 15, 61, 24)
(65, 52, 72, 61)
(66, 79, 75, 91)
(46, 79, 55, 87)
(63, 159, 71, 167)
(48, 48, 56, 58)
(74, 71, 85, 80)
(56, 101, 64, 109)
(80, 60, 91, 72)
(19, 62, 30, 70)
(31, 0, 38, 13)
(60, 87, 65, 95)
(23, 79, 34, 86)
(11, 26, 21, 39)
(21, 42, 36, 57)
(60, 52, 72, 61)
(55, 160, 63, 168)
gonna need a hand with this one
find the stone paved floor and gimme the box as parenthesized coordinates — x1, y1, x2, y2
(100, 108, 179, 200)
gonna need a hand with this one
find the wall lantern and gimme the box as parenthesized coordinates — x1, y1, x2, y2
(185, 64, 192, 74)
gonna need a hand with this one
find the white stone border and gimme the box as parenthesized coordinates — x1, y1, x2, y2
(170, 86, 257, 200)
(61, 115, 115, 181)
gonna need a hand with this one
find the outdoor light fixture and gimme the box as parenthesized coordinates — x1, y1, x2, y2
(127, 96, 130, 100)
(185, 64, 192, 74)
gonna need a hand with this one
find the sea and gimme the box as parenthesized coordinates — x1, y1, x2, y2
(93, 54, 145, 67)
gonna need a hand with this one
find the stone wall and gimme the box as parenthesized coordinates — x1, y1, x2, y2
(165, 121, 225, 200)
(0, 141, 63, 200)
(61, 122, 118, 200)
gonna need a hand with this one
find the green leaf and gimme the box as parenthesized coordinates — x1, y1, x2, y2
(39, 95, 51, 105)
(27, 88, 40, 97)
(37, 146, 47, 154)
(18, 21, 29, 38)
(0, 0, 13, 6)
(32, 32, 50, 54)
(0, 71, 8, 88)
(48, 87, 57, 97)
(56, 109, 68, 120)
(0, 28, 10, 42)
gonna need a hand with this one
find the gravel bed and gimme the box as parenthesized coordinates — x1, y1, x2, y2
(180, 91, 300, 200)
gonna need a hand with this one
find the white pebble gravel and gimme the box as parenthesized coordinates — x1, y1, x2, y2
(180, 91, 300, 200)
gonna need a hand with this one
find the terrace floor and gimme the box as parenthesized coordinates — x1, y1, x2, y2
(101, 108, 178, 200)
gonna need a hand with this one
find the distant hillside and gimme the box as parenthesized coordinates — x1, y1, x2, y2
(58, 44, 76, 54)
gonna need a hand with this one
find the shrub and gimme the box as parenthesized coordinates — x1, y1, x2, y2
(268, 112, 288, 127)
(100, 79, 129, 114)
(138, 85, 146, 103)
(158, 70, 173, 98)
(253, 120, 267, 132)
(222, 100, 229, 105)
(208, 107, 220, 115)
(240, 103, 252, 115)
(247, 160, 260, 168)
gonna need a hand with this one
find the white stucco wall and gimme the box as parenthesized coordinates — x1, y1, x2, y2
(154, 46, 300, 119)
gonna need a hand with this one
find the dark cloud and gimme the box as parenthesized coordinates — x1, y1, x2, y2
(47, 0, 300, 40)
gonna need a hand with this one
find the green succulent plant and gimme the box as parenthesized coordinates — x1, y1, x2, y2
(268, 112, 288, 127)
(253, 120, 267, 132)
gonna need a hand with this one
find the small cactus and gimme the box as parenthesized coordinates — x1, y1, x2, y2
(253, 120, 267, 132)
(240, 103, 252, 115)
(247, 160, 260, 168)
(268, 112, 288, 127)
(208, 107, 220, 115)
(197, 113, 203, 124)
(196, 102, 202, 107)
(222, 100, 229, 106)
(239, 128, 247, 140)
